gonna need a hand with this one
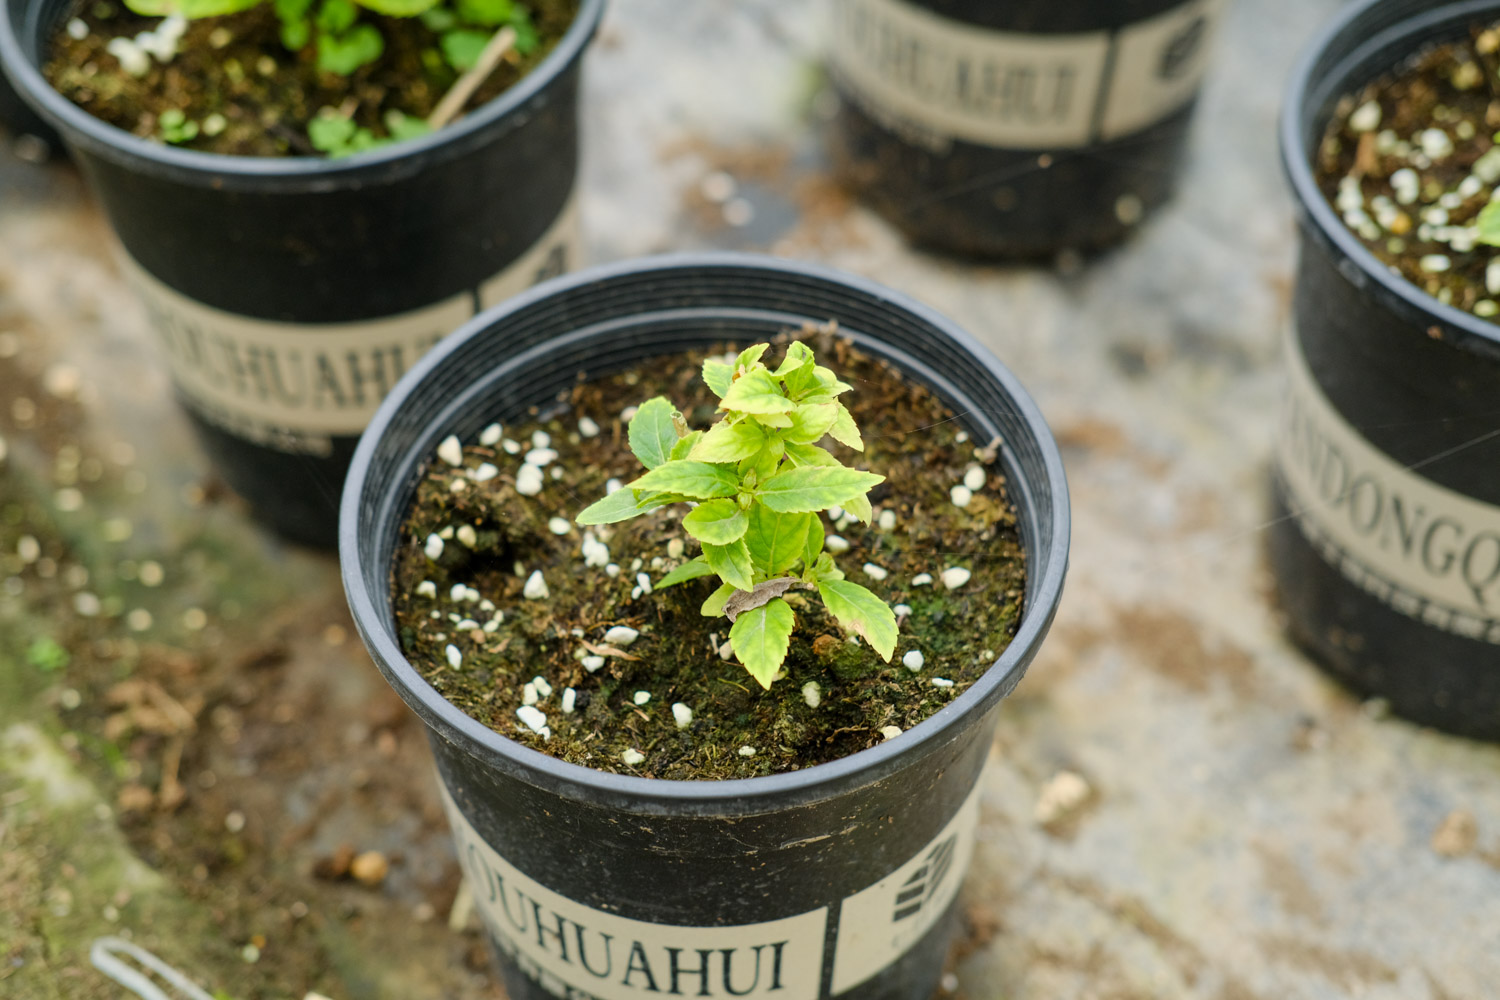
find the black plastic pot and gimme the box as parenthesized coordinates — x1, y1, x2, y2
(1273, 0, 1500, 740)
(341, 255, 1069, 1000)
(826, 0, 1224, 258)
(0, 50, 57, 154)
(0, 0, 600, 547)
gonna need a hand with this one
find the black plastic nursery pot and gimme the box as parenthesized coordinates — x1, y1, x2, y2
(341, 255, 1070, 1000)
(0, 0, 600, 547)
(0, 50, 57, 154)
(826, 0, 1225, 258)
(1273, 0, 1500, 740)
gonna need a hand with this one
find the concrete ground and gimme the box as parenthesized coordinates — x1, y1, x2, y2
(3, 0, 1497, 997)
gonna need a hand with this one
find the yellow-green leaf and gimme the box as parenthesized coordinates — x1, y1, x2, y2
(735, 343, 770, 372)
(785, 402, 838, 445)
(628, 396, 680, 470)
(701, 582, 736, 616)
(683, 499, 749, 545)
(626, 461, 739, 499)
(657, 556, 715, 589)
(703, 359, 734, 397)
(689, 420, 764, 463)
(758, 466, 884, 513)
(669, 430, 703, 462)
(703, 539, 755, 591)
(729, 598, 794, 689)
(816, 580, 896, 660)
(772, 341, 814, 377)
(842, 493, 873, 524)
(721, 368, 794, 415)
(1479, 200, 1500, 247)
(576, 488, 651, 525)
(784, 443, 839, 467)
(828, 403, 863, 451)
(745, 506, 812, 577)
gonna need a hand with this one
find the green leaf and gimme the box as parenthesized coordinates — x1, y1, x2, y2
(125, 0, 261, 18)
(384, 109, 433, 142)
(316, 22, 384, 74)
(682, 499, 749, 545)
(729, 598, 794, 689)
(740, 438, 784, 484)
(745, 507, 812, 577)
(750, 411, 793, 428)
(702, 359, 733, 397)
(626, 461, 739, 499)
(307, 111, 357, 152)
(758, 466, 884, 513)
(842, 493, 873, 524)
(455, 0, 511, 25)
(669, 430, 703, 462)
(803, 516, 824, 567)
(703, 540, 755, 591)
(351, 0, 438, 15)
(25, 636, 69, 672)
(1479, 200, 1500, 247)
(816, 580, 896, 661)
(701, 582, 735, 617)
(690, 419, 763, 463)
(772, 341, 814, 377)
(280, 16, 310, 49)
(627, 396, 680, 470)
(735, 343, 770, 372)
(813, 366, 854, 395)
(576, 488, 653, 526)
(785, 402, 838, 445)
(420, 5, 456, 29)
(828, 403, 863, 452)
(810, 552, 845, 582)
(784, 443, 839, 467)
(656, 556, 715, 589)
(317, 0, 357, 34)
(720, 368, 794, 415)
(508, 7, 538, 53)
(440, 27, 490, 70)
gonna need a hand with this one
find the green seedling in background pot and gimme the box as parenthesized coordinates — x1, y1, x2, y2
(576, 342, 898, 689)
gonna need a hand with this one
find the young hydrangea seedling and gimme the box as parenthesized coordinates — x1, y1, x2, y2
(576, 342, 898, 690)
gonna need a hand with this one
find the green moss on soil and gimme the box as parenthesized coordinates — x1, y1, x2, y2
(391, 335, 1028, 781)
(43, 0, 577, 156)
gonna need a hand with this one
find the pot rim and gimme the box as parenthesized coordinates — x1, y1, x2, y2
(1281, 0, 1500, 360)
(340, 252, 1071, 814)
(0, 0, 602, 190)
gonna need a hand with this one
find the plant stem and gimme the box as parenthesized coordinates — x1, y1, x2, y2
(428, 25, 518, 130)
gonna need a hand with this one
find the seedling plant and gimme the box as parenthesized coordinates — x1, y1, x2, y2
(577, 342, 898, 690)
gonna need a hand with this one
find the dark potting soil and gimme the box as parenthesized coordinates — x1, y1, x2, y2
(389, 335, 1028, 780)
(1315, 22, 1500, 323)
(42, 0, 576, 156)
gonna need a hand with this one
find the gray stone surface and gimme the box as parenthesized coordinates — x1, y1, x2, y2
(3, 0, 1498, 997)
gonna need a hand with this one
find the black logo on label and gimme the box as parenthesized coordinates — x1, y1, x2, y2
(1158, 16, 1207, 80)
(892, 835, 957, 922)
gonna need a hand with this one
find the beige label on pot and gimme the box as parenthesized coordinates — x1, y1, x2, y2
(441, 787, 829, 1000)
(1276, 329, 1500, 644)
(830, 780, 981, 995)
(119, 193, 583, 450)
(829, 0, 1221, 150)
(1097, 0, 1224, 141)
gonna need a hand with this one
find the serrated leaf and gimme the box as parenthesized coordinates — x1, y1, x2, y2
(785, 402, 839, 445)
(811, 552, 845, 581)
(628, 397, 680, 470)
(784, 443, 839, 467)
(703, 539, 755, 592)
(626, 461, 739, 499)
(828, 403, 863, 452)
(772, 342, 815, 377)
(721, 368, 794, 415)
(729, 598, 794, 689)
(702, 359, 733, 397)
(702, 582, 736, 616)
(683, 499, 749, 545)
(690, 419, 764, 463)
(745, 506, 812, 577)
(657, 556, 715, 589)
(576, 488, 652, 526)
(842, 493, 873, 524)
(816, 580, 896, 660)
(750, 411, 793, 428)
(803, 516, 824, 566)
(735, 343, 770, 372)
(813, 366, 853, 395)
(740, 438, 784, 484)
(758, 467, 884, 513)
(670, 430, 703, 462)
